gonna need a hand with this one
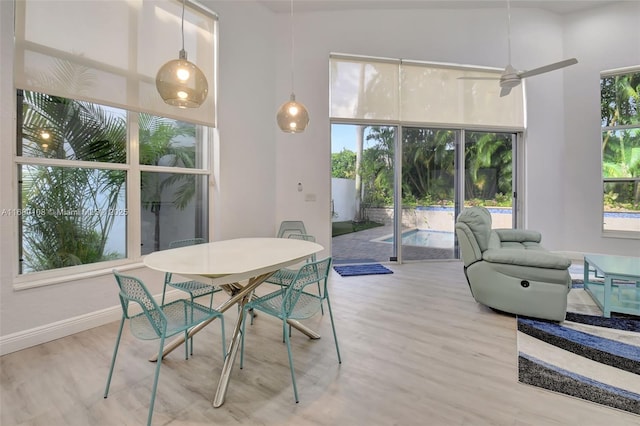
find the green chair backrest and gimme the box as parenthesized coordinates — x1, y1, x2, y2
(277, 220, 307, 238)
(283, 257, 332, 315)
(113, 270, 165, 337)
(165, 238, 206, 283)
(168, 237, 206, 249)
(287, 233, 317, 262)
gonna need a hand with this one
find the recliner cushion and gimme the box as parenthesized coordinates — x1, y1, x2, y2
(456, 206, 492, 251)
(494, 229, 542, 243)
(455, 223, 483, 263)
(500, 241, 546, 250)
(483, 248, 572, 270)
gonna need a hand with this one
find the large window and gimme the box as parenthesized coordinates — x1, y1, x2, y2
(16, 91, 212, 275)
(330, 54, 523, 262)
(600, 68, 640, 234)
(11, 0, 217, 281)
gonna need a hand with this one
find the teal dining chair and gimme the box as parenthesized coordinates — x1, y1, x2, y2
(276, 220, 307, 238)
(240, 257, 341, 403)
(264, 233, 323, 315)
(162, 238, 222, 355)
(105, 270, 226, 426)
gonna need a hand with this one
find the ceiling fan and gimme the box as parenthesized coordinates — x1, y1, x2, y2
(467, 0, 578, 97)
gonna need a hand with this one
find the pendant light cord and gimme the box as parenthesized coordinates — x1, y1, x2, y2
(181, 0, 186, 52)
(289, 0, 295, 94)
(506, 0, 512, 65)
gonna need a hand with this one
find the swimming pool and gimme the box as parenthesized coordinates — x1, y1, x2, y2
(380, 229, 454, 249)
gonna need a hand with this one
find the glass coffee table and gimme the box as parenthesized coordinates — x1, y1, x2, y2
(583, 254, 640, 318)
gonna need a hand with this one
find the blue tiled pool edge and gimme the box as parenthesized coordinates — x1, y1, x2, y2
(414, 205, 640, 219)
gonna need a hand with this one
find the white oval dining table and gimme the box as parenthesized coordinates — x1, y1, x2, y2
(143, 237, 324, 407)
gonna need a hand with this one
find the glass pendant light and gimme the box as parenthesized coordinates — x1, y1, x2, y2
(276, 0, 309, 133)
(156, 0, 208, 108)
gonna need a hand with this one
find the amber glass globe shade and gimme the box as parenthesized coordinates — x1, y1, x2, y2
(276, 94, 309, 133)
(156, 51, 208, 108)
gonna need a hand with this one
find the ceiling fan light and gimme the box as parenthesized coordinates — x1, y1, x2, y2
(277, 94, 309, 133)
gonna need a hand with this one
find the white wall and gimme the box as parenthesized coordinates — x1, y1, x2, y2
(331, 178, 357, 222)
(273, 6, 569, 252)
(271, 4, 639, 257)
(1, 0, 638, 354)
(562, 2, 640, 257)
(0, 0, 279, 352)
(209, 0, 278, 241)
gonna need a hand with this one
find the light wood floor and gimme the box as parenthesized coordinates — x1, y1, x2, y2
(2, 261, 638, 426)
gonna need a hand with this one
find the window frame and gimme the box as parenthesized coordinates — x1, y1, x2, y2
(12, 91, 214, 290)
(600, 66, 640, 238)
(9, 0, 218, 289)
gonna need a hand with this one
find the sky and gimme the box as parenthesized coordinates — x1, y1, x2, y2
(331, 124, 357, 153)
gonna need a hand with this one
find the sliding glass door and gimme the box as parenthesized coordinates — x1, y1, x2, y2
(331, 124, 397, 265)
(464, 131, 516, 229)
(331, 123, 518, 264)
(400, 127, 457, 261)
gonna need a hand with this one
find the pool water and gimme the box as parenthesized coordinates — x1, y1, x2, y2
(382, 229, 454, 249)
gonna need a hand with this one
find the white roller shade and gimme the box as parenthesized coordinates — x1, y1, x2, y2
(14, 0, 217, 127)
(329, 55, 400, 121)
(401, 62, 524, 127)
(330, 55, 524, 129)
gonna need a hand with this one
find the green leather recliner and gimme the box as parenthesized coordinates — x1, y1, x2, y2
(455, 206, 572, 321)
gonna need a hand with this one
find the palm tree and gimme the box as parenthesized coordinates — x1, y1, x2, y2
(139, 114, 198, 252)
(464, 132, 513, 203)
(601, 72, 640, 209)
(20, 90, 126, 271)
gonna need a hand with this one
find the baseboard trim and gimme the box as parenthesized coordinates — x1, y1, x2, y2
(0, 306, 120, 356)
(0, 290, 185, 356)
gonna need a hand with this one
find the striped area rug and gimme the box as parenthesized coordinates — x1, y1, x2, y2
(517, 285, 640, 415)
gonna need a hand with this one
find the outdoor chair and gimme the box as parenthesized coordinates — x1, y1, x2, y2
(162, 238, 222, 354)
(240, 257, 341, 403)
(104, 270, 226, 426)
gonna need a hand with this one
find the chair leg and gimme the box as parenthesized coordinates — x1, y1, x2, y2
(208, 289, 215, 309)
(317, 283, 324, 315)
(104, 317, 125, 398)
(240, 308, 248, 369)
(188, 295, 195, 357)
(283, 320, 299, 403)
(147, 337, 165, 426)
(248, 290, 258, 325)
(325, 296, 342, 364)
(161, 280, 169, 306)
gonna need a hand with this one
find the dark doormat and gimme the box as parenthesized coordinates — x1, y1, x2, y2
(333, 264, 393, 277)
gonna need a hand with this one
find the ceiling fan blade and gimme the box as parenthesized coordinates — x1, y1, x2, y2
(458, 76, 501, 81)
(499, 86, 512, 97)
(518, 58, 578, 79)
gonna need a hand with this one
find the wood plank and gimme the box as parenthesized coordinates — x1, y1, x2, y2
(1, 261, 638, 425)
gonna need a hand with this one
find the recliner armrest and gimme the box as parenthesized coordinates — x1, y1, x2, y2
(483, 248, 571, 270)
(494, 229, 541, 243)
